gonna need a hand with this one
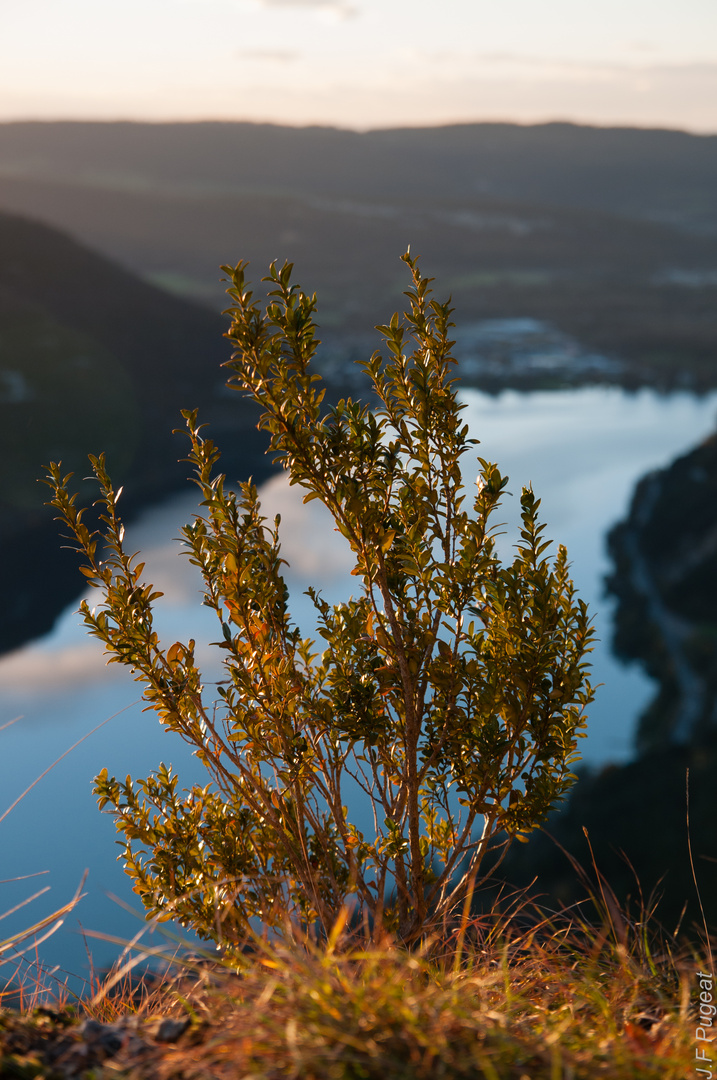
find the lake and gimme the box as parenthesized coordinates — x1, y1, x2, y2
(2, 383, 716, 991)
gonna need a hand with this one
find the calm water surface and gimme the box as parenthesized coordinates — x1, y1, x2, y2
(2, 385, 716, 987)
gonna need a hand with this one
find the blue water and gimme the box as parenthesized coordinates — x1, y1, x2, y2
(1, 384, 716, 992)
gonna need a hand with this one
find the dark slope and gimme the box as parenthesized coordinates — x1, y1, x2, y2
(0, 211, 270, 653)
(492, 732, 717, 941)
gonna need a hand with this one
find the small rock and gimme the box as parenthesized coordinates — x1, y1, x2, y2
(79, 1018, 123, 1056)
(153, 1016, 190, 1043)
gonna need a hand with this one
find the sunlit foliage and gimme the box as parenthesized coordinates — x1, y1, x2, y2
(46, 253, 594, 949)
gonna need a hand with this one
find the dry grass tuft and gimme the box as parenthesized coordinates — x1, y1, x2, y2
(80, 894, 707, 1080)
(0, 878, 711, 1078)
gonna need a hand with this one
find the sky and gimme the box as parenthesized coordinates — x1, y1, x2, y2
(1, 0, 717, 131)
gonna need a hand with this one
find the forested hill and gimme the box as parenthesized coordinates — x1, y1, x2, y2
(2, 121, 717, 387)
(0, 210, 268, 653)
(1, 120, 717, 230)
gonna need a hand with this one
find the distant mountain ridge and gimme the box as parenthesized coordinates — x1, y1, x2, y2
(1, 120, 717, 231)
(1, 120, 716, 388)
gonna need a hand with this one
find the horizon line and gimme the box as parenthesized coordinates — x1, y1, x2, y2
(1, 115, 716, 138)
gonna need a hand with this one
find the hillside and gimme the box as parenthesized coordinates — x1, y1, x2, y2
(2, 120, 717, 230)
(0, 210, 270, 653)
(606, 430, 717, 752)
(495, 729, 717, 938)
(1, 122, 717, 387)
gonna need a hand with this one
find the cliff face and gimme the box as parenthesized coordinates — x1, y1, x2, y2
(606, 432, 717, 752)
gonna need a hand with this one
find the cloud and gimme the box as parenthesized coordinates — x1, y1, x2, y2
(408, 49, 628, 80)
(255, 0, 357, 19)
(258, 472, 356, 584)
(0, 642, 119, 694)
(406, 49, 717, 87)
